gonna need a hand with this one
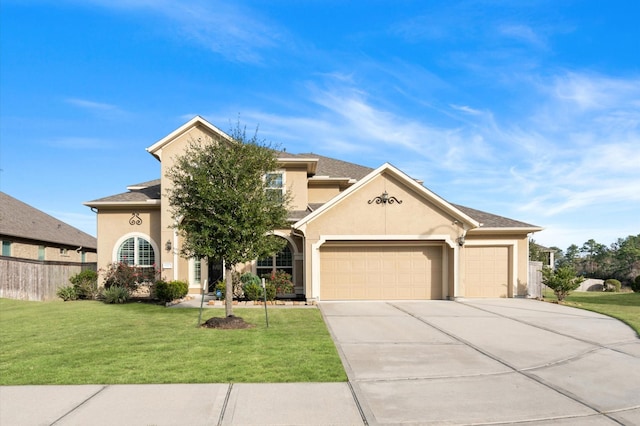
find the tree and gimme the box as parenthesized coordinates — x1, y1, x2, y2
(580, 239, 608, 276)
(610, 235, 640, 282)
(542, 266, 585, 302)
(165, 126, 290, 318)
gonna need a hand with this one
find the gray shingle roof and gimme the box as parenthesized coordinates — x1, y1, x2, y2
(279, 152, 374, 180)
(453, 204, 539, 229)
(87, 180, 161, 203)
(0, 192, 97, 249)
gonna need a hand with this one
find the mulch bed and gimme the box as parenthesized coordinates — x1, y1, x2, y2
(201, 315, 254, 329)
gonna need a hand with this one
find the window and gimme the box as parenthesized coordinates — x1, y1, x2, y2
(190, 258, 202, 287)
(257, 243, 293, 279)
(60, 248, 68, 256)
(117, 236, 155, 267)
(265, 172, 285, 203)
(38, 246, 45, 261)
(2, 241, 11, 256)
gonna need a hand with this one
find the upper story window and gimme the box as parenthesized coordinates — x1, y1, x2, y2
(265, 171, 285, 203)
(117, 236, 155, 267)
(2, 241, 11, 256)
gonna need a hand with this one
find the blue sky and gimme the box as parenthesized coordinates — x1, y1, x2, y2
(1, 0, 638, 251)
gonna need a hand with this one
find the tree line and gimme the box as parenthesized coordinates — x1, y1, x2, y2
(530, 234, 640, 285)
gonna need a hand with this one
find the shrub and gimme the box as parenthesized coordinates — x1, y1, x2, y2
(604, 279, 622, 292)
(240, 273, 263, 301)
(542, 266, 584, 302)
(154, 280, 189, 302)
(264, 282, 277, 301)
(214, 272, 244, 300)
(57, 285, 78, 301)
(69, 270, 99, 299)
(102, 262, 159, 295)
(266, 270, 294, 295)
(102, 286, 129, 304)
(631, 276, 640, 293)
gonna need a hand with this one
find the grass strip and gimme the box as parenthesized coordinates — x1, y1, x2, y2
(543, 290, 640, 336)
(0, 299, 347, 385)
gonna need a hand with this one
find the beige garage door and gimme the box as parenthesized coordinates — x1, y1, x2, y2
(320, 244, 443, 300)
(464, 246, 510, 297)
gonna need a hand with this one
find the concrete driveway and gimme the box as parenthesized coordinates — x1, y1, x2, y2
(320, 298, 640, 425)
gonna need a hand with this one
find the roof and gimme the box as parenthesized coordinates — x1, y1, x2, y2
(278, 151, 373, 180)
(452, 204, 541, 230)
(0, 192, 97, 249)
(85, 180, 161, 206)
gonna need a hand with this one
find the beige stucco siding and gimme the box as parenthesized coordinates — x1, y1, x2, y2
(96, 208, 161, 282)
(308, 184, 341, 204)
(285, 167, 309, 210)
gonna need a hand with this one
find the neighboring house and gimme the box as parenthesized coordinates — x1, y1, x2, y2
(85, 116, 543, 301)
(0, 192, 97, 263)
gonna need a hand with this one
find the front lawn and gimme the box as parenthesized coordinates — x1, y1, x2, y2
(543, 290, 640, 336)
(0, 299, 347, 385)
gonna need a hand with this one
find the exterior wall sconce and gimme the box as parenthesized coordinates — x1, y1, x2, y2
(457, 236, 465, 246)
(368, 191, 402, 205)
(165, 240, 172, 251)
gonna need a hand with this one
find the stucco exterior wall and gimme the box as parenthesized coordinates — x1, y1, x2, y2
(96, 208, 160, 281)
(285, 167, 309, 210)
(308, 184, 341, 204)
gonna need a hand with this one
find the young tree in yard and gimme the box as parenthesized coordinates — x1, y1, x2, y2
(542, 266, 585, 302)
(165, 126, 290, 318)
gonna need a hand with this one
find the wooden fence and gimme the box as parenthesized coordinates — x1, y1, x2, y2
(528, 261, 543, 298)
(0, 256, 97, 301)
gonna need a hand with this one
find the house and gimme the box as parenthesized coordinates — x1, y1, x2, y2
(0, 191, 97, 263)
(85, 116, 543, 301)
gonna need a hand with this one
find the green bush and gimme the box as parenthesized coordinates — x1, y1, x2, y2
(102, 286, 129, 304)
(69, 270, 99, 299)
(265, 282, 277, 301)
(241, 273, 263, 301)
(631, 276, 640, 293)
(542, 266, 584, 302)
(154, 280, 189, 302)
(57, 285, 78, 301)
(604, 279, 622, 292)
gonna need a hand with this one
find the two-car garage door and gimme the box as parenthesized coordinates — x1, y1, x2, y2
(320, 244, 443, 300)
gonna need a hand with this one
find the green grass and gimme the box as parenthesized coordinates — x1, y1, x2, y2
(0, 299, 347, 385)
(543, 290, 640, 336)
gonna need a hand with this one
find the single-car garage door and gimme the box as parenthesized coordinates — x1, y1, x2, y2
(464, 246, 510, 297)
(320, 244, 443, 300)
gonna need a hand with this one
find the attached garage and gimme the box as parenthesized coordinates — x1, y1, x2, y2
(463, 246, 510, 297)
(320, 243, 444, 300)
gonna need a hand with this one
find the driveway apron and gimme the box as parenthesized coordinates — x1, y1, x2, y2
(319, 299, 640, 425)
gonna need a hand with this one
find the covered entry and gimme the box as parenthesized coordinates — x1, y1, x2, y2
(463, 246, 510, 297)
(319, 243, 444, 300)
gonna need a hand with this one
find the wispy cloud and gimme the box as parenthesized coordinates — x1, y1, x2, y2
(71, 0, 289, 64)
(498, 24, 547, 49)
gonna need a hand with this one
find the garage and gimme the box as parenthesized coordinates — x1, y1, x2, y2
(464, 246, 510, 297)
(319, 244, 443, 300)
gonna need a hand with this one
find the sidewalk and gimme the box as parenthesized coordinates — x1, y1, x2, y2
(0, 383, 365, 426)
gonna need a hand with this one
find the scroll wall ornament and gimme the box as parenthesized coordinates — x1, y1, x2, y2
(129, 212, 143, 225)
(368, 191, 402, 205)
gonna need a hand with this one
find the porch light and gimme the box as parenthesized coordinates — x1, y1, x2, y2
(457, 236, 465, 246)
(165, 240, 172, 251)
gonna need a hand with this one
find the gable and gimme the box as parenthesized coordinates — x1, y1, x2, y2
(293, 163, 479, 239)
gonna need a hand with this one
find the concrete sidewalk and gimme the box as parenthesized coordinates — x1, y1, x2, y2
(0, 383, 365, 425)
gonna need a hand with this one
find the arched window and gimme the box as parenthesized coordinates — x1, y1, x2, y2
(257, 243, 293, 279)
(117, 236, 155, 267)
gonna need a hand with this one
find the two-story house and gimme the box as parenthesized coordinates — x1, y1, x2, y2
(85, 116, 542, 301)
